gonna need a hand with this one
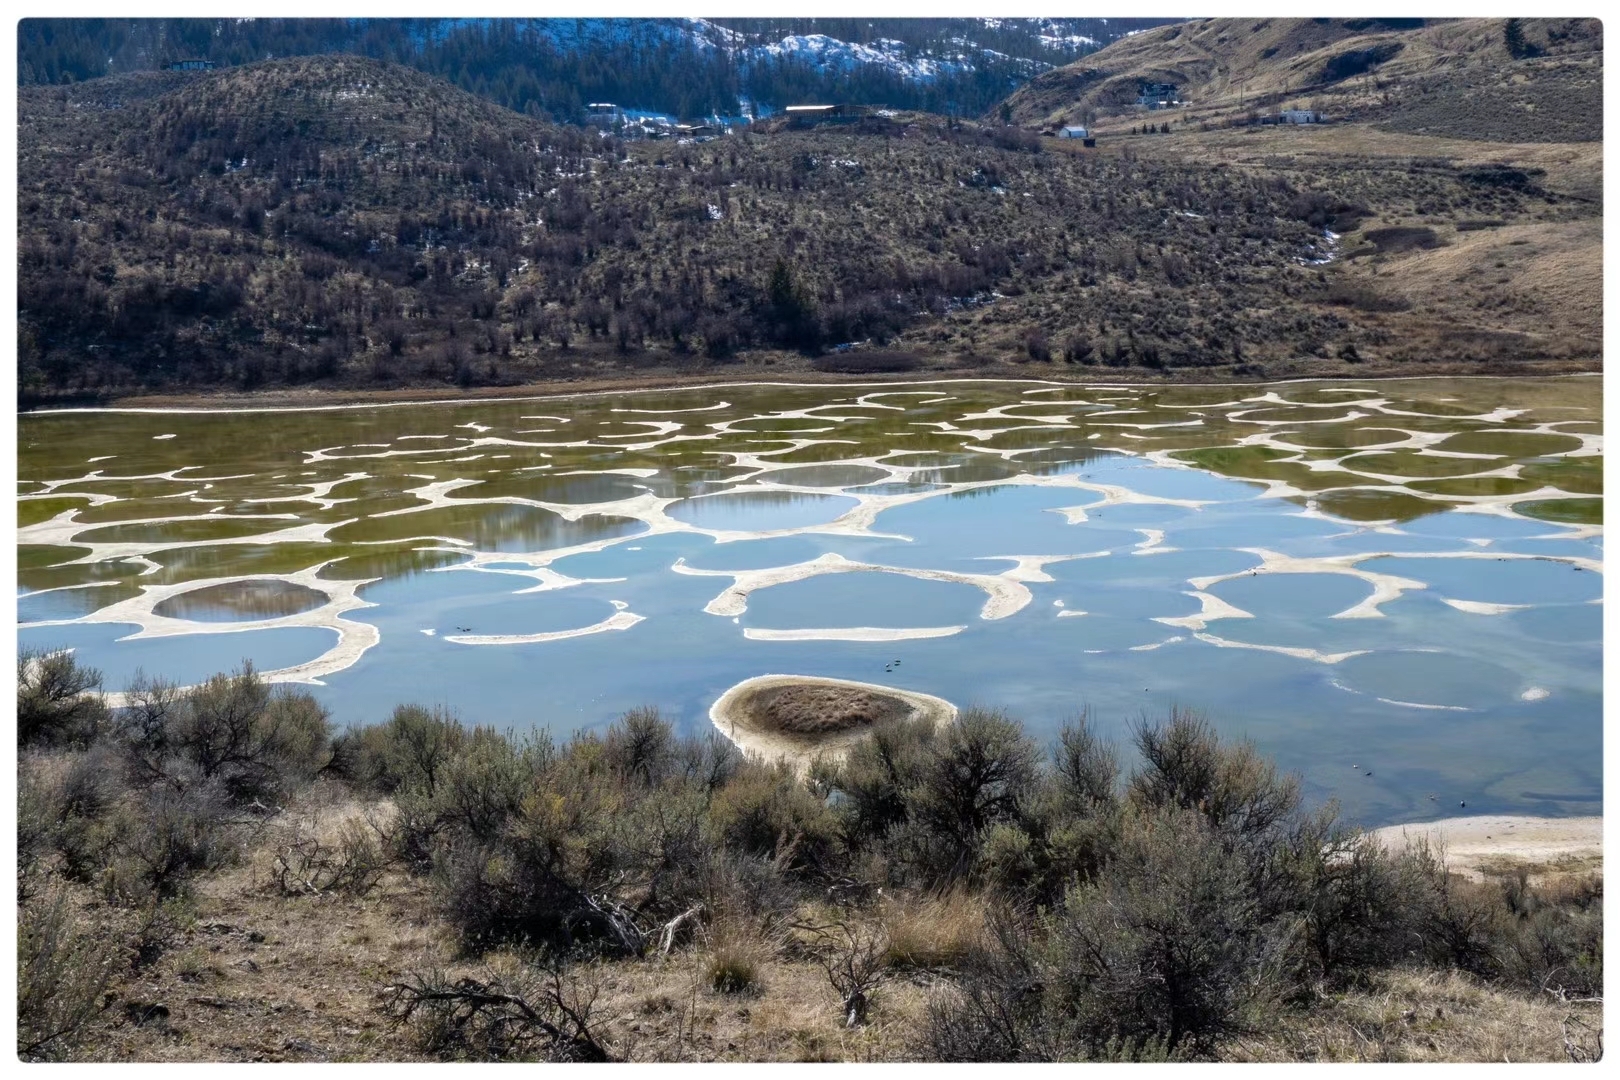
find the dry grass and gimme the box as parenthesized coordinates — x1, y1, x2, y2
(42, 785, 1602, 1062)
(743, 684, 913, 737)
(1225, 968, 1602, 1063)
(58, 789, 937, 1062)
(881, 891, 990, 972)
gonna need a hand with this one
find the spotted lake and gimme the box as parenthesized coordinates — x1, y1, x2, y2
(16, 377, 1603, 825)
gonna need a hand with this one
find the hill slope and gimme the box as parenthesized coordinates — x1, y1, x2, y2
(17, 17, 1180, 124)
(18, 55, 1600, 401)
(1003, 17, 1602, 143)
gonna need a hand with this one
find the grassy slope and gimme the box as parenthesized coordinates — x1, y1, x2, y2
(1002, 16, 1602, 141)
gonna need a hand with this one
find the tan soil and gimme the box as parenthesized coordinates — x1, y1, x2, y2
(34, 361, 1602, 414)
(1370, 815, 1602, 882)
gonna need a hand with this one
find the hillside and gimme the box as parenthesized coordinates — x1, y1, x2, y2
(1003, 17, 1603, 144)
(17, 17, 1179, 124)
(18, 53, 1601, 403)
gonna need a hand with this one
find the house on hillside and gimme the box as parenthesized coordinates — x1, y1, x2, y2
(1058, 125, 1088, 139)
(1281, 108, 1322, 124)
(675, 122, 721, 140)
(1137, 81, 1178, 110)
(168, 58, 215, 71)
(586, 102, 624, 127)
(784, 104, 877, 126)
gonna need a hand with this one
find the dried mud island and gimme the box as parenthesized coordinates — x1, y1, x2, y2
(711, 675, 957, 769)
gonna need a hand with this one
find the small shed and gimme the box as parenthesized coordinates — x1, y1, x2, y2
(169, 58, 215, 71)
(1058, 125, 1089, 139)
(1281, 109, 1322, 124)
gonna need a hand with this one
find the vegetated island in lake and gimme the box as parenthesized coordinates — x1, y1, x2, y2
(17, 16, 1601, 409)
(17, 651, 1603, 1063)
(711, 674, 957, 770)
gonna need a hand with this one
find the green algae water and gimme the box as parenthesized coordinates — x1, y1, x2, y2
(16, 377, 1602, 825)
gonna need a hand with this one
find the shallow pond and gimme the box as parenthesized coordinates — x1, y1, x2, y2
(15, 377, 1603, 826)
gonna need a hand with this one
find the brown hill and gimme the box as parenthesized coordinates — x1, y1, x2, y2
(1003, 17, 1601, 143)
(18, 50, 1601, 403)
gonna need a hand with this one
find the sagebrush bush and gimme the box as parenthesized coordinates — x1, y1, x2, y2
(116, 664, 334, 804)
(18, 649, 108, 749)
(18, 887, 125, 1061)
(707, 760, 838, 873)
(101, 782, 237, 904)
(362, 703, 469, 796)
(1042, 805, 1292, 1054)
(602, 706, 676, 786)
(1299, 827, 1435, 981)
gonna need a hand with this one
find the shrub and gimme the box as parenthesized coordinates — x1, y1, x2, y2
(601, 706, 675, 786)
(1126, 708, 1300, 844)
(162, 664, 334, 803)
(101, 782, 237, 904)
(424, 729, 539, 843)
(1040, 806, 1292, 1054)
(18, 887, 124, 1061)
(1050, 713, 1119, 816)
(901, 708, 1041, 886)
(435, 752, 633, 956)
(608, 779, 712, 916)
(707, 760, 838, 873)
(812, 919, 891, 1027)
(383, 960, 613, 1061)
(1493, 870, 1602, 996)
(269, 816, 391, 897)
(1062, 332, 1095, 365)
(46, 744, 134, 887)
(18, 649, 107, 748)
(18, 763, 60, 895)
(824, 714, 938, 851)
(674, 729, 742, 793)
(369, 703, 469, 796)
(1298, 827, 1434, 981)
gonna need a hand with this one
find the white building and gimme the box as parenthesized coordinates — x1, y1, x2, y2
(1058, 125, 1089, 139)
(1281, 109, 1322, 124)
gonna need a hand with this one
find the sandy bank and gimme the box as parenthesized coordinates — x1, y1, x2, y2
(24, 364, 1600, 414)
(710, 674, 956, 772)
(1370, 815, 1602, 881)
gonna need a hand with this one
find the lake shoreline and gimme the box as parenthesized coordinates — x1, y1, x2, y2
(19, 359, 1601, 414)
(1369, 814, 1602, 880)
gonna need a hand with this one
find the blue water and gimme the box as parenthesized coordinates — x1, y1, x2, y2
(15, 381, 1604, 827)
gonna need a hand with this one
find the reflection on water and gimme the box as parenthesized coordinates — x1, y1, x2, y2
(15, 376, 1603, 827)
(152, 580, 329, 622)
(665, 491, 860, 532)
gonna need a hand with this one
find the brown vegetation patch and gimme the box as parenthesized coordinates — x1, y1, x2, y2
(1364, 225, 1443, 253)
(740, 684, 913, 737)
(809, 351, 922, 375)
